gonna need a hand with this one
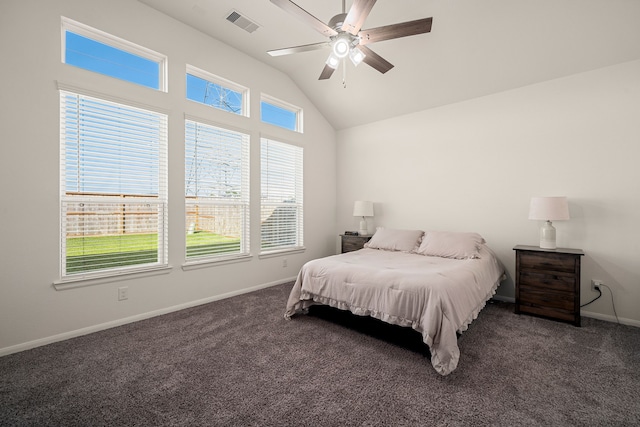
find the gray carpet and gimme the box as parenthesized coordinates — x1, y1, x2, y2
(1, 282, 639, 426)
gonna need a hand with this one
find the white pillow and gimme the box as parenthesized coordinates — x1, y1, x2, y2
(416, 231, 485, 259)
(364, 228, 424, 252)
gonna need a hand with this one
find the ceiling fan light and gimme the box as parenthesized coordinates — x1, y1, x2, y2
(349, 47, 366, 66)
(326, 53, 340, 69)
(332, 37, 350, 58)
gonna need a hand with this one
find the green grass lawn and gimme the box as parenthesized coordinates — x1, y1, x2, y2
(66, 232, 240, 273)
(67, 233, 159, 257)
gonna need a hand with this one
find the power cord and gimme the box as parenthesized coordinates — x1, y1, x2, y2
(600, 284, 621, 324)
(581, 287, 602, 307)
(580, 284, 620, 324)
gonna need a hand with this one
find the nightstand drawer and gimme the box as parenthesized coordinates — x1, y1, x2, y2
(518, 270, 575, 293)
(518, 305, 576, 323)
(341, 235, 371, 253)
(518, 285, 575, 311)
(519, 251, 576, 273)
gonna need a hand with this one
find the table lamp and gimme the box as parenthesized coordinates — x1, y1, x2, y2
(353, 201, 374, 236)
(528, 196, 570, 249)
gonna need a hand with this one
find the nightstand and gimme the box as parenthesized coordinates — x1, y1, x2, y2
(341, 234, 372, 253)
(514, 245, 584, 326)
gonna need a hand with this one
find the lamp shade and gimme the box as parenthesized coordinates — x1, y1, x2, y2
(528, 197, 570, 221)
(353, 201, 374, 217)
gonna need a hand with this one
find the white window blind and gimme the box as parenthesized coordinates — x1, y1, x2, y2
(185, 120, 250, 260)
(60, 91, 168, 279)
(260, 138, 303, 252)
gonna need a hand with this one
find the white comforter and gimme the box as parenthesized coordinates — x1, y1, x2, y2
(285, 246, 504, 376)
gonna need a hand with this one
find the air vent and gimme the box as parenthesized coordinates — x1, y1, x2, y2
(226, 10, 260, 33)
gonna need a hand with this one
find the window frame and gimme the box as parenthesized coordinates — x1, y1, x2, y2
(61, 16, 168, 92)
(186, 65, 249, 117)
(57, 86, 169, 283)
(260, 94, 303, 133)
(184, 117, 251, 266)
(259, 137, 304, 255)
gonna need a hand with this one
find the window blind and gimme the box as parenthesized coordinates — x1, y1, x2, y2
(185, 120, 250, 260)
(60, 91, 168, 278)
(260, 138, 303, 252)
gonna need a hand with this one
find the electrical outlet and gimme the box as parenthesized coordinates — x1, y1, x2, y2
(118, 286, 129, 301)
(282, 259, 288, 268)
(591, 279, 603, 291)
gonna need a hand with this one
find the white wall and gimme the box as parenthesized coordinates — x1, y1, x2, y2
(337, 59, 640, 326)
(0, 0, 337, 353)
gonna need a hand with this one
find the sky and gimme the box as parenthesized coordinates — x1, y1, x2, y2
(66, 30, 296, 130)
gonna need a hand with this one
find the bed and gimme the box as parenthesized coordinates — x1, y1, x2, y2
(284, 228, 505, 376)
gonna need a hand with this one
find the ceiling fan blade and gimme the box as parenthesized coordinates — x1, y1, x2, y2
(359, 17, 433, 46)
(270, 0, 338, 38)
(341, 0, 377, 35)
(318, 64, 336, 80)
(358, 45, 394, 74)
(268, 42, 330, 57)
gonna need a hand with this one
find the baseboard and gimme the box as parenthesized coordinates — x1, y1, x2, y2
(580, 310, 640, 328)
(3, 280, 635, 358)
(0, 277, 297, 357)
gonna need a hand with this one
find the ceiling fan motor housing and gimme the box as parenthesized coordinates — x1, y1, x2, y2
(328, 13, 347, 30)
(328, 13, 360, 56)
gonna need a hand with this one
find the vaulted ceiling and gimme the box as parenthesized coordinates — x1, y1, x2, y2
(138, 0, 640, 130)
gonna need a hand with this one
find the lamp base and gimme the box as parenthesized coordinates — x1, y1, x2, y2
(539, 220, 557, 249)
(359, 219, 369, 236)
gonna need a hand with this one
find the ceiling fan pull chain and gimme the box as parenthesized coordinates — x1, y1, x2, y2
(343, 58, 347, 88)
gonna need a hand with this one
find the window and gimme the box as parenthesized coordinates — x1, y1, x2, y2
(260, 95, 302, 132)
(186, 65, 248, 116)
(185, 120, 250, 261)
(260, 138, 303, 252)
(59, 90, 168, 279)
(62, 17, 167, 91)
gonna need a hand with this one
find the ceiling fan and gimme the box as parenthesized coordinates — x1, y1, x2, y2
(267, 0, 433, 81)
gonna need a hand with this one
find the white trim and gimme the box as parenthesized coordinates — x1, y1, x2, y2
(6, 281, 637, 358)
(53, 266, 173, 290)
(581, 310, 640, 328)
(61, 16, 168, 92)
(184, 113, 250, 136)
(259, 132, 304, 148)
(259, 247, 306, 259)
(182, 254, 253, 271)
(57, 81, 171, 115)
(1, 278, 296, 357)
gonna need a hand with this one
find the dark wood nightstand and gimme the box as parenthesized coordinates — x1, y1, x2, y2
(341, 234, 372, 253)
(514, 245, 584, 326)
